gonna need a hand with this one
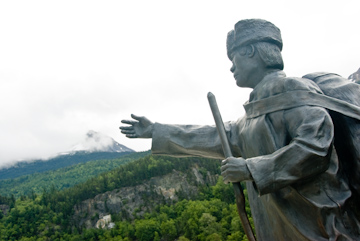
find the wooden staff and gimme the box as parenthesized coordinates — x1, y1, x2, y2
(207, 92, 256, 241)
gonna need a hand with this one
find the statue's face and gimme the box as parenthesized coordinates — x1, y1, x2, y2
(230, 50, 253, 88)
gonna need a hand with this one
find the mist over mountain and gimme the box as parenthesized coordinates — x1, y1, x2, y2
(70, 130, 134, 153)
(0, 131, 136, 180)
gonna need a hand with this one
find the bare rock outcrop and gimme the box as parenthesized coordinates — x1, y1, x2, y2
(72, 166, 218, 229)
(0, 204, 9, 216)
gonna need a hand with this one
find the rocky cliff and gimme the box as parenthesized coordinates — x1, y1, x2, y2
(72, 164, 218, 229)
(0, 205, 9, 217)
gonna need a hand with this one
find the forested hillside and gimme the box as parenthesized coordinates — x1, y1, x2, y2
(0, 154, 254, 240)
(0, 151, 139, 180)
(0, 151, 149, 198)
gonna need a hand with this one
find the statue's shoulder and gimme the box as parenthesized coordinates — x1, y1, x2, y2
(251, 73, 322, 102)
(303, 72, 360, 105)
(282, 76, 323, 94)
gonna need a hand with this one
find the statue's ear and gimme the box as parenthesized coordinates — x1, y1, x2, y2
(247, 44, 255, 58)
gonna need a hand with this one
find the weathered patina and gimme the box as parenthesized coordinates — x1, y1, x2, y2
(120, 19, 360, 240)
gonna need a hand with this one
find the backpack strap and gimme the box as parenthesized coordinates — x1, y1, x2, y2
(244, 90, 360, 120)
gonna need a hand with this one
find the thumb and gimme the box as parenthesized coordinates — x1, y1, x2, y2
(131, 114, 143, 121)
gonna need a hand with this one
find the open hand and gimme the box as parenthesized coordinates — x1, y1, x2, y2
(120, 114, 153, 138)
(221, 157, 252, 183)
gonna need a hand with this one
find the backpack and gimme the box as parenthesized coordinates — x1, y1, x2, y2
(303, 72, 360, 197)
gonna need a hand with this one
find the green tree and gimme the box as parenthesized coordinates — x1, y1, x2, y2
(160, 219, 177, 241)
(134, 218, 160, 241)
(198, 213, 223, 240)
(206, 233, 222, 241)
(212, 177, 234, 204)
(227, 231, 243, 241)
(178, 236, 190, 241)
(117, 221, 135, 239)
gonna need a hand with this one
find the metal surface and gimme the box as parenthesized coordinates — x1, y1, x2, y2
(208, 92, 256, 241)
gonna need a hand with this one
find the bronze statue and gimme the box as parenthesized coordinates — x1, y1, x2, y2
(120, 19, 360, 240)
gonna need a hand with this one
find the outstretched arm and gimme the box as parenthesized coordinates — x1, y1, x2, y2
(120, 115, 243, 160)
(119, 114, 153, 138)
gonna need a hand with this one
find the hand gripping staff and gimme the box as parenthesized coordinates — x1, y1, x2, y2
(207, 92, 256, 241)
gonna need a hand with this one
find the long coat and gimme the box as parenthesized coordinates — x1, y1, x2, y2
(151, 71, 360, 240)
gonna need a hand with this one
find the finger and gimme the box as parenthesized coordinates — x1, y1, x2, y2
(121, 119, 138, 125)
(222, 175, 229, 184)
(221, 159, 228, 165)
(221, 165, 227, 173)
(121, 130, 135, 135)
(221, 167, 228, 177)
(126, 134, 138, 138)
(131, 114, 143, 121)
(119, 126, 134, 130)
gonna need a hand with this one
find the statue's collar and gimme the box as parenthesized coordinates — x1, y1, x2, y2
(260, 70, 286, 83)
(249, 70, 286, 102)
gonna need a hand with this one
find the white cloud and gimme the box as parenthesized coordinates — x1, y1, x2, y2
(0, 0, 359, 166)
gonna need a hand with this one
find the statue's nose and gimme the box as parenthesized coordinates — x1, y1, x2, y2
(230, 64, 235, 73)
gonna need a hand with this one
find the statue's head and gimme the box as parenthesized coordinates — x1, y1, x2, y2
(227, 19, 284, 88)
(227, 19, 283, 59)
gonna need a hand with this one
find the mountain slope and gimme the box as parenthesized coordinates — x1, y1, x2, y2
(72, 161, 219, 229)
(0, 130, 135, 180)
(0, 154, 255, 241)
(0, 151, 150, 198)
(41, 154, 222, 227)
(70, 130, 134, 153)
(0, 151, 135, 180)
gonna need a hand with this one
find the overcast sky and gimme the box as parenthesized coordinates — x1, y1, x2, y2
(0, 1, 359, 167)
